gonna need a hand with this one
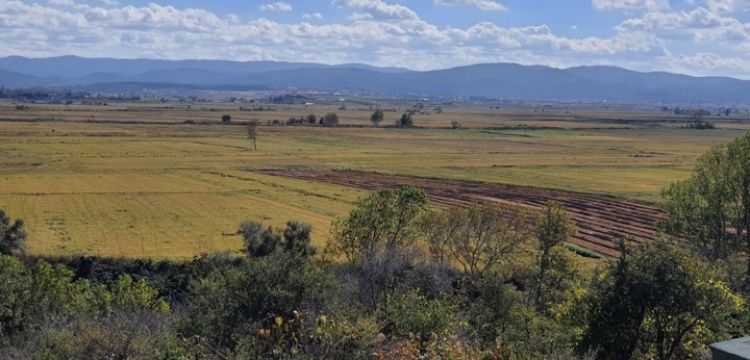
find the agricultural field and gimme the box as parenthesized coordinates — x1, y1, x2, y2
(1, 100, 749, 258)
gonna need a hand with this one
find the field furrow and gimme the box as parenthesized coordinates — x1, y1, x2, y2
(259, 169, 664, 257)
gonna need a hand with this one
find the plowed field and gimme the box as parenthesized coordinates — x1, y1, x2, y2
(259, 170, 665, 257)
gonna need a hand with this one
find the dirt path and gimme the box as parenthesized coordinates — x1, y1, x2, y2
(258, 170, 664, 257)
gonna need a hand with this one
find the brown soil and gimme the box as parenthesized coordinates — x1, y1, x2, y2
(258, 170, 665, 257)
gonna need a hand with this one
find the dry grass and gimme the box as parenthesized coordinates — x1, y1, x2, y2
(1, 100, 748, 258)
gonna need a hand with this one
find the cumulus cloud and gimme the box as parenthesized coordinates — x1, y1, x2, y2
(615, 7, 750, 42)
(434, 0, 507, 11)
(592, 0, 670, 11)
(259, 2, 293, 12)
(332, 0, 420, 20)
(302, 12, 323, 19)
(656, 51, 750, 77)
(48, 0, 75, 6)
(1, 0, 749, 77)
(704, 0, 750, 13)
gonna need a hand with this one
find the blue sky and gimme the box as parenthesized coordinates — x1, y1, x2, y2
(1, 0, 750, 78)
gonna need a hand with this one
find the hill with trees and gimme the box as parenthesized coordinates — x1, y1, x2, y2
(2, 56, 750, 104)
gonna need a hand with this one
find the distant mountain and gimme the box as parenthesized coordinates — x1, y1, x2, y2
(1, 56, 749, 105)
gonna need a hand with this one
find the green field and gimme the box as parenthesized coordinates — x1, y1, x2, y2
(1, 101, 748, 258)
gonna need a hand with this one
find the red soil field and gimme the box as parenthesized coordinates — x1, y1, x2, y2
(259, 170, 665, 257)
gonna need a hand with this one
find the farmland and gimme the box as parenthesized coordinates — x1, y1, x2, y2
(1, 100, 748, 258)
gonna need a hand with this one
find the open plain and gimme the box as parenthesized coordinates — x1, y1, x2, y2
(1, 100, 748, 257)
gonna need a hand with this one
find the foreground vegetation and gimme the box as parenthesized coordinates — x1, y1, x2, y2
(0, 191, 748, 359)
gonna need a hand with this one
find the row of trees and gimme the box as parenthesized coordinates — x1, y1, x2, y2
(370, 109, 414, 127)
(228, 109, 415, 128)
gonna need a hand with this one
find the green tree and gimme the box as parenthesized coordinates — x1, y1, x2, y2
(222, 114, 231, 123)
(532, 201, 577, 308)
(661, 132, 750, 282)
(322, 112, 339, 127)
(238, 221, 280, 258)
(469, 273, 523, 344)
(238, 220, 316, 258)
(581, 239, 743, 360)
(0, 210, 27, 256)
(421, 202, 533, 279)
(328, 188, 427, 262)
(397, 113, 413, 127)
(370, 109, 384, 127)
(306, 113, 317, 125)
(283, 220, 316, 257)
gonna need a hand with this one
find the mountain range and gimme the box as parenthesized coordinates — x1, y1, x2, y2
(1, 55, 749, 105)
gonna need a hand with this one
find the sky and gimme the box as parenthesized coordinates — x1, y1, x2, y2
(1, 0, 750, 78)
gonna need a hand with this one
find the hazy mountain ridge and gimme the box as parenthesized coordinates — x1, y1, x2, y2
(1, 56, 749, 104)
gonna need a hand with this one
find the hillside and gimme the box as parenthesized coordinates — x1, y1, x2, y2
(1, 56, 749, 104)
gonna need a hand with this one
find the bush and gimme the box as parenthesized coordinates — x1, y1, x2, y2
(0, 210, 27, 256)
(382, 289, 455, 340)
(179, 252, 335, 352)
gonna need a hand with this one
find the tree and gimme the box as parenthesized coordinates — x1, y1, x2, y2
(370, 109, 384, 127)
(222, 114, 231, 123)
(306, 113, 317, 125)
(237, 221, 280, 258)
(421, 202, 534, 279)
(238, 220, 316, 258)
(321, 112, 339, 127)
(0, 210, 27, 256)
(397, 113, 413, 127)
(246, 119, 259, 150)
(581, 239, 744, 360)
(661, 132, 750, 283)
(532, 201, 577, 308)
(282, 220, 316, 257)
(687, 109, 714, 129)
(328, 188, 427, 263)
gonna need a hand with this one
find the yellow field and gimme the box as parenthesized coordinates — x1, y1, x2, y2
(1, 101, 748, 258)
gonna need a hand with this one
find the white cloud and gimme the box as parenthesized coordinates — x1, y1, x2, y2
(1, 0, 750, 78)
(592, 0, 670, 11)
(704, 0, 750, 13)
(332, 0, 420, 20)
(48, 0, 75, 6)
(0, 1, 664, 65)
(434, 0, 507, 11)
(615, 7, 750, 42)
(302, 12, 323, 19)
(657, 51, 750, 77)
(259, 2, 292, 12)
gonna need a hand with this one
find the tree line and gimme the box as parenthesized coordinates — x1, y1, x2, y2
(237, 110, 415, 128)
(2, 132, 750, 359)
